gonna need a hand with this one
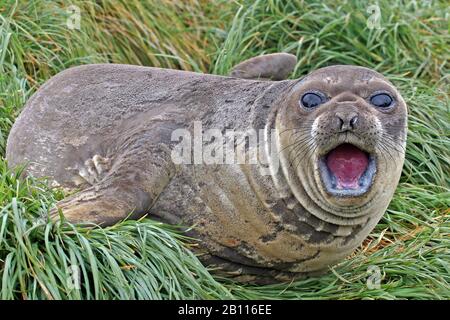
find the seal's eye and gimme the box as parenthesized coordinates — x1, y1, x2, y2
(370, 93, 393, 108)
(301, 93, 324, 109)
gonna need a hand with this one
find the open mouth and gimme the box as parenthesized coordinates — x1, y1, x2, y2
(319, 143, 376, 197)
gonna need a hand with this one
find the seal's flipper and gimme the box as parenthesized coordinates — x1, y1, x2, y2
(50, 143, 175, 226)
(229, 53, 297, 80)
(78, 154, 111, 185)
(49, 185, 145, 226)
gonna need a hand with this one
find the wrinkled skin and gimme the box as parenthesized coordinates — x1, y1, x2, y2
(6, 61, 407, 283)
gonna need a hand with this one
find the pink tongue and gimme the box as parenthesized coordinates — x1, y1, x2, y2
(326, 144, 369, 189)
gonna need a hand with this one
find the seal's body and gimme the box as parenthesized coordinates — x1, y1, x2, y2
(6, 57, 407, 282)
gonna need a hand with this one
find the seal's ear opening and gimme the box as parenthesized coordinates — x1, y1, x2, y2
(229, 53, 297, 81)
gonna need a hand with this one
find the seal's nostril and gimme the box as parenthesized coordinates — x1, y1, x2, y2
(350, 116, 358, 129)
(336, 112, 358, 131)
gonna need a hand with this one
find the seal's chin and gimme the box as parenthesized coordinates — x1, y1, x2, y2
(319, 143, 376, 197)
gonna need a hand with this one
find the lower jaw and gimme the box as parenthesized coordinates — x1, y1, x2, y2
(318, 155, 377, 198)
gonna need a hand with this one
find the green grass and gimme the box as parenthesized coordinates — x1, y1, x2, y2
(0, 0, 449, 299)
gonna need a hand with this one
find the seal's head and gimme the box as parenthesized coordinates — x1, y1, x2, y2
(277, 65, 407, 219)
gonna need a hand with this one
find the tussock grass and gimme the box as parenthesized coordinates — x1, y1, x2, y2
(0, 164, 232, 299)
(0, 0, 449, 299)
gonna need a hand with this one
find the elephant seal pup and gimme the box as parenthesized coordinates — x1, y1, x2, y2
(6, 54, 408, 283)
